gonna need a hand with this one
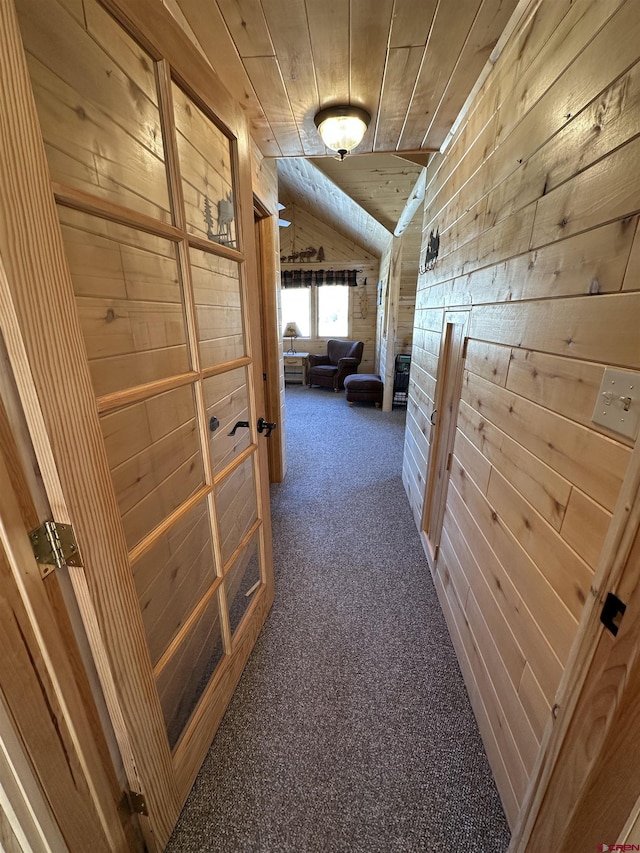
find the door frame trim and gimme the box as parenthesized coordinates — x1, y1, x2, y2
(254, 198, 285, 483)
(421, 309, 469, 564)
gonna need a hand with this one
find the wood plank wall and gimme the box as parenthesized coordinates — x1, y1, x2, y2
(404, 0, 640, 827)
(397, 220, 421, 354)
(375, 218, 420, 397)
(375, 240, 392, 376)
(279, 203, 379, 373)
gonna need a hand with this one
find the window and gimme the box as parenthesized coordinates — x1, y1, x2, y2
(318, 286, 348, 337)
(281, 285, 350, 339)
(281, 287, 310, 337)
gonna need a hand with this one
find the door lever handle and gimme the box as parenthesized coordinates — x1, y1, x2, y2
(257, 417, 277, 438)
(228, 420, 249, 436)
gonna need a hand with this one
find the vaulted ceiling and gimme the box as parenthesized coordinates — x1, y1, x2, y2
(165, 0, 522, 251)
(278, 153, 431, 256)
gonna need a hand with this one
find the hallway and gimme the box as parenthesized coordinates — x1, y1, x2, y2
(166, 386, 510, 852)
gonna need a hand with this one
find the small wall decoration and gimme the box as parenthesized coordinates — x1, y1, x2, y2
(204, 192, 236, 248)
(419, 228, 440, 273)
(203, 196, 215, 240)
(280, 245, 326, 264)
(217, 193, 235, 244)
(377, 280, 383, 306)
(359, 277, 368, 319)
(285, 246, 316, 263)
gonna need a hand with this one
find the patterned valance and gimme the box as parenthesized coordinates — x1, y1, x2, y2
(281, 269, 358, 288)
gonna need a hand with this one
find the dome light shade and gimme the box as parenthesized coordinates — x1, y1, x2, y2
(314, 106, 371, 160)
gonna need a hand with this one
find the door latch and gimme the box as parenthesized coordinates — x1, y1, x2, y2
(600, 592, 626, 637)
(257, 417, 277, 437)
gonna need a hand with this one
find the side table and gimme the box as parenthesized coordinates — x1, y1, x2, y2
(283, 351, 309, 384)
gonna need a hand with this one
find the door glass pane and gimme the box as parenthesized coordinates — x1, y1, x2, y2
(190, 248, 245, 367)
(18, 0, 170, 221)
(155, 591, 225, 750)
(216, 456, 258, 566)
(132, 500, 218, 667)
(59, 207, 189, 398)
(225, 532, 261, 636)
(172, 83, 237, 249)
(204, 368, 251, 475)
(100, 385, 205, 550)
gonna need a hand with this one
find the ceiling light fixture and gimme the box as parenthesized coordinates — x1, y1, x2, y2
(314, 105, 371, 160)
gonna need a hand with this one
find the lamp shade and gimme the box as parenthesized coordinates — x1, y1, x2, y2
(283, 321, 302, 338)
(314, 106, 371, 158)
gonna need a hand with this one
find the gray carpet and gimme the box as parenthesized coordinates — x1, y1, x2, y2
(166, 385, 511, 852)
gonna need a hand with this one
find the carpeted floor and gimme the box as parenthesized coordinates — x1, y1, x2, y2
(166, 385, 511, 852)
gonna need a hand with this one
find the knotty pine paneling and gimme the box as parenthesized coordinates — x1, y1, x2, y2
(396, 217, 421, 355)
(405, 0, 640, 827)
(279, 201, 380, 264)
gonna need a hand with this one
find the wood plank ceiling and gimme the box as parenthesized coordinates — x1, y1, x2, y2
(166, 0, 521, 158)
(310, 154, 426, 233)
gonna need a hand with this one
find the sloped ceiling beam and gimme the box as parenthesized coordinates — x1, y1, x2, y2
(277, 159, 391, 258)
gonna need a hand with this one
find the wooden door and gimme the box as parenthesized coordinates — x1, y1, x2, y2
(0, 0, 274, 848)
(422, 311, 469, 562)
(510, 438, 640, 852)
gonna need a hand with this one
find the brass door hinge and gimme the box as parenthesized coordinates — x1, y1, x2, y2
(29, 521, 82, 579)
(126, 790, 149, 816)
(119, 788, 149, 817)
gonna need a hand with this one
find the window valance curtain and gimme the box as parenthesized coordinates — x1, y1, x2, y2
(281, 269, 358, 288)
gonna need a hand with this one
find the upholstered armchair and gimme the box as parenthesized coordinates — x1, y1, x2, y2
(307, 339, 364, 391)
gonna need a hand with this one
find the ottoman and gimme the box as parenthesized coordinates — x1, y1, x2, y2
(344, 373, 384, 407)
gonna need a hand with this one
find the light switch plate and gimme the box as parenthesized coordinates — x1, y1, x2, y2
(592, 368, 640, 440)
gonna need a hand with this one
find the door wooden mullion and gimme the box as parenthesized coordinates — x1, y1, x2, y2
(155, 60, 187, 235)
(155, 57, 244, 666)
(127, 484, 210, 566)
(152, 578, 225, 679)
(156, 100, 202, 376)
(53, 183, 185, 243)
(54, 181, 245, 266)
(93, 357, 254, 417)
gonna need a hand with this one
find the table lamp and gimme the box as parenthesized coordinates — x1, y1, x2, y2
(283, 321, 301, 354)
